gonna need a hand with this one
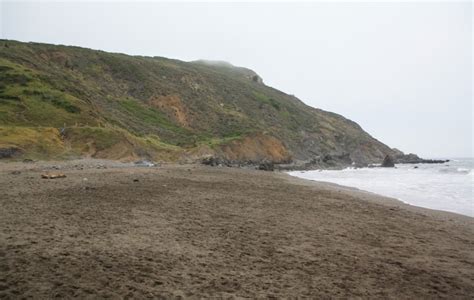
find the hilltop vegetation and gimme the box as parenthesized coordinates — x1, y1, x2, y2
(0, 40, 399, 164)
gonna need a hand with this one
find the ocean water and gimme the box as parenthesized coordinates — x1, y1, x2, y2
(288, 158, 474, 217)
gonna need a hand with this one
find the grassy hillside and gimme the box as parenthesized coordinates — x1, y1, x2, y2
(0, 40, 397, 164)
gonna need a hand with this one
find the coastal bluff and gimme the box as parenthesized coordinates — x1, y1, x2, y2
(1, 39, 416, 167)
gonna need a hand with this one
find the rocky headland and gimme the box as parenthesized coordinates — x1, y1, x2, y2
(0, 40, 431, 167)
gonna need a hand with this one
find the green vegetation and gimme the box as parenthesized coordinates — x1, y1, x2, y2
(0, 126, 65, 159)
(253, 92, 281, 111)
(117, 98, 183, 133)
(197, 133, 246, 149)
(0, 66, 30, 87)
(66, 127, 123, 151)
(24, 90, 81, 113)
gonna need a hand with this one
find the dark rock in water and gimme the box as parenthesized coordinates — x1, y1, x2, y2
(353, 163, 368, 169)
(381, 155, 395, 167)
(306, 153, 353, 169)
(258, 161, 274, 171)
(0, 147, 21, 159)
(395, 153, 420, 163)
(414, 166, 419, 169)
(275, 153, 355, 171)
(419, 159, 450, 164)
(320, 153, 352, 168)
(395, 153, 449, 164)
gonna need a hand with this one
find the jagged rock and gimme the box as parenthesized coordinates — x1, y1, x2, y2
(252, 75, 263, 84)
(381, 155, 395, 167)
(258, 161, 274, 171)
(394, 153, 420, 163)
(201, 157, 233, 167)
(418, 159, 449, 164)
(275, 153, 357, 171)
(201, 156, 219, 166)
(395, 153, 449, 164)
(311, 153, 353, 169)
(335, 153, 352, 165)
(322, 155, 333, 163)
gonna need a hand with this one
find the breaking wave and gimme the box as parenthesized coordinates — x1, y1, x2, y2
(289, 158, 473, 217)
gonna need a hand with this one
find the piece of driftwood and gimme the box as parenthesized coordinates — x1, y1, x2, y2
(41, 173, 67, 179)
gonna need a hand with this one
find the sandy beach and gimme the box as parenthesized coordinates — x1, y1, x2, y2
(0, 160, 473, 298)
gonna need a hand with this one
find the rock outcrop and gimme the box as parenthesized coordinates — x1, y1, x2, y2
(394, 153, 449, 164)
(381, 155, 395, 167)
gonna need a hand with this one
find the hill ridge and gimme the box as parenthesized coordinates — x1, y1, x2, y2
(0, 39, 403, 166)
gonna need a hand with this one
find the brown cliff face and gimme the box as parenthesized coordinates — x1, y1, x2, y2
(0, 40, 401, 164)
(149, 95, 190, 128)
(218, 134, 291, 163)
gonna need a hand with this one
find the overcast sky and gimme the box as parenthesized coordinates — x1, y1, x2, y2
(1, 1, 472, 158)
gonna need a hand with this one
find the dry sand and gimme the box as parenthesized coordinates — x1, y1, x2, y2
(0, 160, 473, 298)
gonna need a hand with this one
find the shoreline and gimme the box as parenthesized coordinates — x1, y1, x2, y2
(1, 159, 473, 297)
(282, 171, 473, 223)
(286, 164, 474, 220)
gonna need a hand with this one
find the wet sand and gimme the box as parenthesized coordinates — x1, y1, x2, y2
(0, 160, 473, 298)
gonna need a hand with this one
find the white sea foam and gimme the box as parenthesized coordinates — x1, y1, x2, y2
(289, 158, 474, 217)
